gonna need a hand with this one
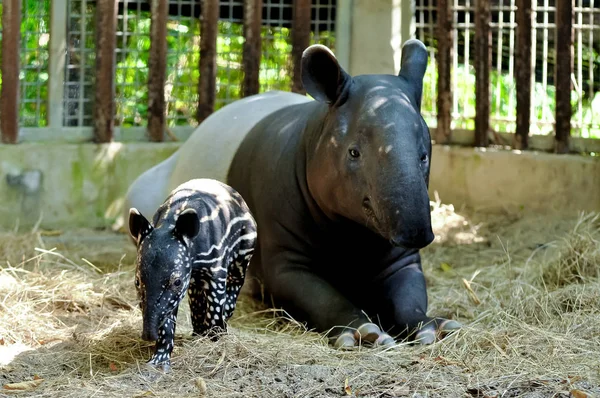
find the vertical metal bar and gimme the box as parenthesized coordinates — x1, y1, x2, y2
(197, 0, 219, 123)
(147, 0, 168, 142)
(0, 0, 21, 144)
(474, 0, 491, 147)
(49, 0, 67, 128)
(94, 0, 118, 143)
(291, 0, 311, 94)
(515, 0, 533, 149)
(79, 0, 88, 127)
(436, 0, 452, 144)
(575, 0, 582, 135)
(242, 0, 263, 97)
(554, 0, 573, 153)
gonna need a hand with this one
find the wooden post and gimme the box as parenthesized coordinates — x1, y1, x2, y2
(291, 0, 311, 94)
(93, 0, 118, 143)
(474, 0, 491, 147)
(0, 0, 22, 144)
(147, 0, 168, 142)
(436, 0, 452, 144)
(554, 0, 573, 154)
(514, 0, 533, 150)
(242, 0, 263, 97)
(198, 0, 219, 123)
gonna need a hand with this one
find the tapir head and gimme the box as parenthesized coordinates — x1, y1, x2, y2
(302, 39, 434, 249)
(128, 207, 200, 341)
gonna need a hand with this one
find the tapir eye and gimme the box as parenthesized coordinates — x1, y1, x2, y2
(421, 153, 429, 163)
(134, 278, 140, 288)
(348, 148, 361, 159)
(173, 278, 182, 287)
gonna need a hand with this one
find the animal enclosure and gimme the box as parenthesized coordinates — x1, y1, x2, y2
(0, 0, 598, 153)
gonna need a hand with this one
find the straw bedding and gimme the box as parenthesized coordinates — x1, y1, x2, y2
(1, 200, 599, 397)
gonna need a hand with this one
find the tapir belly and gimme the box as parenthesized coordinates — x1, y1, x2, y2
(123, 91, 311, 227)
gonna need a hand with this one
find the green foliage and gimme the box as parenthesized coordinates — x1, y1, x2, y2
(422, 57, 600, 139)
(2, 2, 597, 140)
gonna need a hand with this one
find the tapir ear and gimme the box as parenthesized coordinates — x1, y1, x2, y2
(398, 39, 429, 109)
(301, 44, 352, 105)
(129, 208, 153, 245)
(175, 208, 200, 241)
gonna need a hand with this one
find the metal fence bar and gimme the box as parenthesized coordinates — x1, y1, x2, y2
(242, 0, 263, 97)
(0, 0, 21, 144)
(147, 0, 168, 142)
(554, 0, 573, 153)
(198, 0, 219, 123)
(94, 0, 118, 143)
(291, 0, 311, 94)
(474, 0, 491, 147)
(436, 0, 453, 144)
(515, 0, 533, 149)
(49, 0, 67, 129)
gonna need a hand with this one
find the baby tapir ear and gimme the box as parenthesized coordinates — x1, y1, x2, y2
(398, 39, 429, 109)
(175, 208, 200, 242)
(301, 44, 352, 106)
(129, 208, 153, 245)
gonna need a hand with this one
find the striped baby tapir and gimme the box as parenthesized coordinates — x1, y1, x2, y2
(128, 178, 257, 371)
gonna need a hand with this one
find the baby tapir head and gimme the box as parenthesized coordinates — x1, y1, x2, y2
(128, 207, 200, 341)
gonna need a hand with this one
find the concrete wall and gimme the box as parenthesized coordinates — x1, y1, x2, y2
(1, 143, 598, 231)
(0, 143, 179, 230)
(430, 146, 600, 213)
(336, 0, 414, 76)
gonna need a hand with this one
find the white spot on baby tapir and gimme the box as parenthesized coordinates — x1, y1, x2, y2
(385, 145, 393, 153)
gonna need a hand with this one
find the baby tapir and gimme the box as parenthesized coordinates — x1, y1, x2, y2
(128, 178, 257, 371)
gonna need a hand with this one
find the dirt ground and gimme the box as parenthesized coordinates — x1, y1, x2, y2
(0, 200, 599, 398)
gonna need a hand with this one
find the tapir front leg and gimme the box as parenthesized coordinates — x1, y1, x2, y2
(264, 253, 394, 348)
(148, 307, 178, 371)
(188, 270, 209, 335)
(376, 260, 461, 344)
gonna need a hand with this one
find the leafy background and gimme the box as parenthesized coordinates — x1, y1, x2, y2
(0, 0, 598, 139)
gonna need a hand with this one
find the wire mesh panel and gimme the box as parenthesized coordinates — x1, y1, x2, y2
(259, 1, 293, 93)
(531, 0, 556, 135)
(415, 0, 600, 139)
(490, 0, 516, 133)
(64, 0, 96, 127)
(414, 0, 439, 128)
(114, 0, 202, 128)
(311, 0, 335, 47)
(19, 0, 50, 127)
(216, 0, 244, 109)
(573, 0, 600, 138)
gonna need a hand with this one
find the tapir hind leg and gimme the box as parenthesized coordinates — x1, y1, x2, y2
(375, 262, 461, 344)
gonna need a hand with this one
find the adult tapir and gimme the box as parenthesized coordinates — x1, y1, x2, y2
(124, 39, 460, 348)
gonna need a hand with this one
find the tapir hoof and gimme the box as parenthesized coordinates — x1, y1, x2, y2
(333, 323, 396, 349)
(415, 318, 462, 345)
(356, 323, 395, 347)
(147, 356, 171, 373)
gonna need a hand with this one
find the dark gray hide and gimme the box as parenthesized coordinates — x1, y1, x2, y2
(227, 39, 459, 347)
(129, 179, 257, 370)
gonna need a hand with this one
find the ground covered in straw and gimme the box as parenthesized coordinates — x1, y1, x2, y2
(1, 201, 599, 397)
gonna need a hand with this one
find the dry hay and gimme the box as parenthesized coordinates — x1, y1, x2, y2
(1, 201, 600, 398)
